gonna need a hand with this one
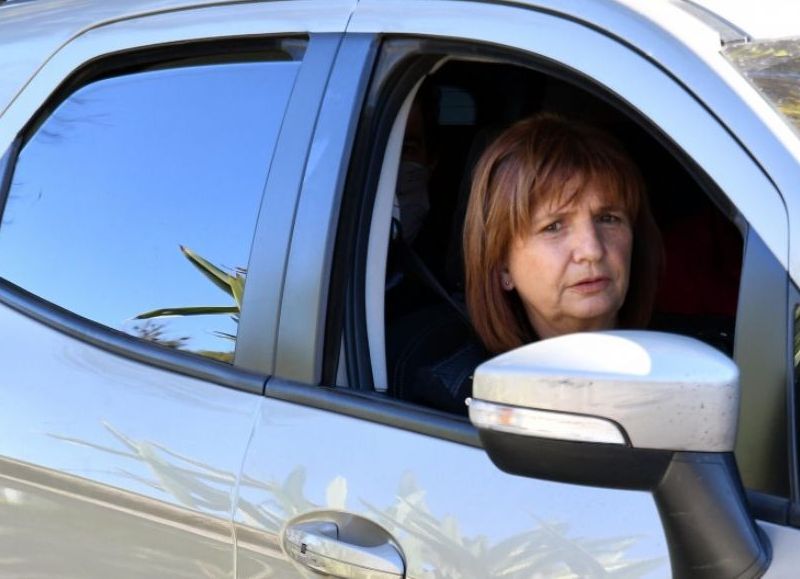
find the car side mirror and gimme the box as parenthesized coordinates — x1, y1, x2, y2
(469, 331, 769, 579)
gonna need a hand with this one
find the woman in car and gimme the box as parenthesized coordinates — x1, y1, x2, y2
(400, 112, 661, 414)
(463, 112, 661, 353)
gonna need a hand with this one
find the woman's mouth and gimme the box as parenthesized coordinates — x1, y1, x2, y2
(569, 277, 610, 294)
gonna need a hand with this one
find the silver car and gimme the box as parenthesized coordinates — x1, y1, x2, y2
(1, 0, 799, 577)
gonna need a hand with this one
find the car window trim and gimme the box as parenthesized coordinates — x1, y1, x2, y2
(791, 281, 800, 502)
(0, 136, 19, 218)
(234, 33, 345, 376)
(273, 33, 377, 384)
(264, 375, 480, 448)
(0, 278, 266, 394)
(332, 41, 446, 390)
(732, 281, 800, 528)
(735, 228, 791, 496)
(17, 36, 308, 149)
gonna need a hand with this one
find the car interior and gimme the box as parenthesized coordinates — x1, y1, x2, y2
(341, 47, 744, 417)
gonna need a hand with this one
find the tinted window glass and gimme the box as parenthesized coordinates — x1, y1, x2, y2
(0, 53, 301, 362)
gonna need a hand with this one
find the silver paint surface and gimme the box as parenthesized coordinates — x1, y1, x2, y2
(0, 302, 261, 577)
(474, 332, 740, 452)
(236, 395, 670, 578)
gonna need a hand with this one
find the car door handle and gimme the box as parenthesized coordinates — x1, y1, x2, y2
(284, 520, 405, 578)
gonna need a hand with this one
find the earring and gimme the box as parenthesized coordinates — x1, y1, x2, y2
(504, 279, 512, 289)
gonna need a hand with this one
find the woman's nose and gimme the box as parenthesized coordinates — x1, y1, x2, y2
(572, 222, 605, 262)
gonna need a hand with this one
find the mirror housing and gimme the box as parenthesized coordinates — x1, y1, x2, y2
(471, 331, 739, 452)
(469, 331, 769, 578)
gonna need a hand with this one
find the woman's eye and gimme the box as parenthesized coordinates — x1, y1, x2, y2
(542, 221, 562, 233)
(598, 213, 623, 224)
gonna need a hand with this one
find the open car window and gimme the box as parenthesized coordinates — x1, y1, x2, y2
(367, 58, 744, 410)
(324, 28, 789, 499)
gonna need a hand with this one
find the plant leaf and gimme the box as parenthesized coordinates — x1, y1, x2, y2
(134, 305, 239, 319)
(181, 245, 235, 298)
(211, 330, 237, 341)
(230, 273, 245, 309)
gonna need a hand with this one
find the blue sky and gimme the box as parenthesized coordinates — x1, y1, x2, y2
(0, 60, 299, 356)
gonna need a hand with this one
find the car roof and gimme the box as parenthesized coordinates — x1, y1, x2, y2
(3, 0, 794, 117)
(505, 0, 800, 43)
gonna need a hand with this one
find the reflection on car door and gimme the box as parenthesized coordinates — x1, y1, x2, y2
(236, 392, 668, 577)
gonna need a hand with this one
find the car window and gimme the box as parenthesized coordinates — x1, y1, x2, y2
(0, 41, 305, 363)
(388, 63, 740, 410)
(339, 43, 746, 417)
(321, 32, 788, 497)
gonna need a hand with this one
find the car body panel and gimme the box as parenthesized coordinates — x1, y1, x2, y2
(761, 521, 800, 576)
(236, 393, 670, 578)
(0, 301, 261, 577)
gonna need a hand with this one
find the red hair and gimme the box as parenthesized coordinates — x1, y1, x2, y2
(463, 113, 661, 353)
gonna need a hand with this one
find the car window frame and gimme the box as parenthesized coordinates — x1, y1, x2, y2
(341, 3, 792, 501)
(282, 6, 792, 502)
(735, 228, 791, 495)
(0, 5, 350, 393)
(270, 33, 378, 384)
(323, 34, 766, 429)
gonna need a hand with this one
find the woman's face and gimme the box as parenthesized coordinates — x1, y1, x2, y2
(502, 182, 633, 339)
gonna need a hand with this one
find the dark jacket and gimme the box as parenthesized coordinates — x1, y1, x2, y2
(387, 304, 489, 416)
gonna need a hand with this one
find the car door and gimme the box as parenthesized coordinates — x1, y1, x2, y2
(232, 2, 800, 578)
(0, 1, 353, 577)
